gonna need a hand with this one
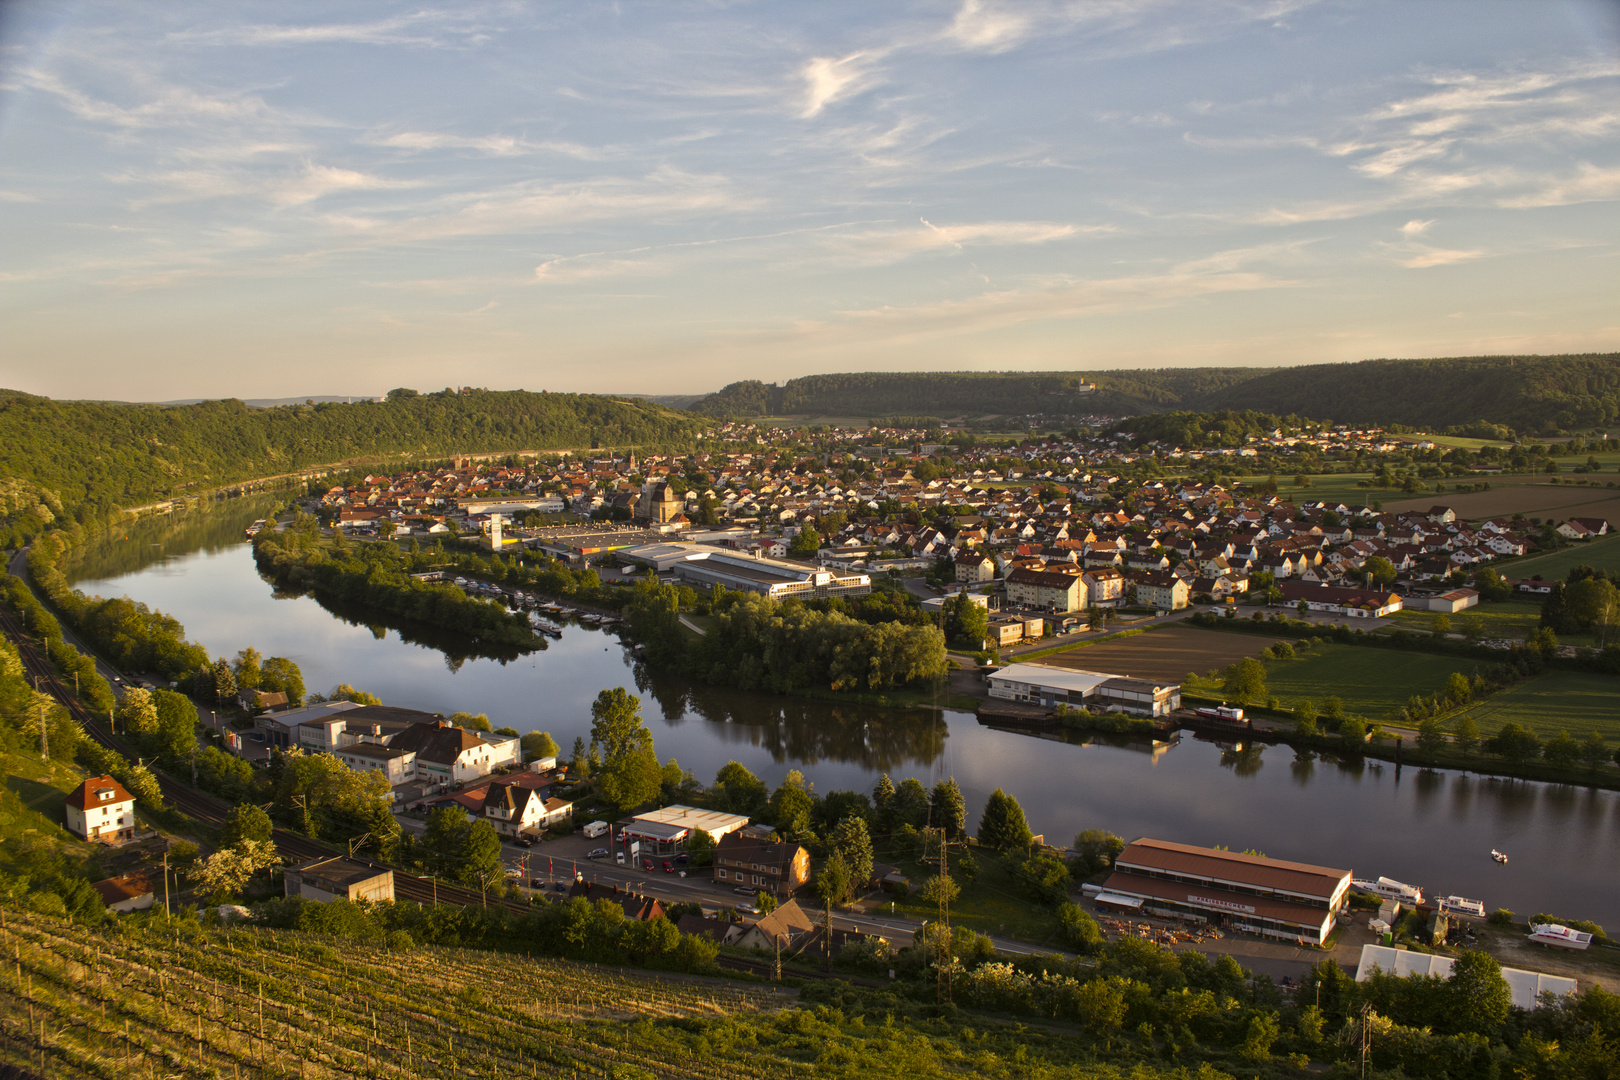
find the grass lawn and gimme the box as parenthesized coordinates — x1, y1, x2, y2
(0, 750, 93, 852)
(1450, 670, 1620, 744)
(1503, 533, 1620, 580)
(1381, 598, 1596, 646)
(1185, 641, 1481, 721)
(871, 840, 1062, 946)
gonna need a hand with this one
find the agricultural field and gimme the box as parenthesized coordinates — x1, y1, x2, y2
(0, 908, 1194, 1080)
(1502, 532, 1620, 580)
(1450, 670, 1620, 744)
(1185, 641, 1481, 721)
(1386, 480, 1620, 519)
(1035, 624, 1281, 682)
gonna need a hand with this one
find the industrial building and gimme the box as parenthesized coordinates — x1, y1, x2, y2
(1094, 838, 1352, 944)
(622, 542, 871, 599)
(615, 804, 751, 856)
(283, 857, 395, 904)
(986, 662, 1181, 717)
(1354, 945, 1576, 1009)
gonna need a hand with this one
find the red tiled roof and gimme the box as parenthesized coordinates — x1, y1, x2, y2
(66, 775, 134, 812)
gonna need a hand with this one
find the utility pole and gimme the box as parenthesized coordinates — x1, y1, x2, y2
(923, 826, 953, 1004)
(162, 849, 171, 917)
(37, 701, 47, 763)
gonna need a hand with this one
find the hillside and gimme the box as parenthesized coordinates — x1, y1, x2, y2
(1, 907, 1209, 1080)
(690, 354, 1620, 434)
(0, 386, 704, 537)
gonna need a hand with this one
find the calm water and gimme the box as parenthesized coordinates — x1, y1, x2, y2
(67, 505, 1620, 927)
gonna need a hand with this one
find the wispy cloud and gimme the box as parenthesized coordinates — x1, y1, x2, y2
(942, 0, 1031, 53)
(799, 52, 885, 118)
(170, 11, 491, 50)
(1499, 163, 1620, 209)
(370, 130, 609, 160)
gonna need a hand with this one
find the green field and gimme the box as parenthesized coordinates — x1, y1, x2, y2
(1187, 641, 1480, 721)
(1451, 670, 1620, 744)
(1503, 532, 1620, 579)
(1381, 599, 1592, 645)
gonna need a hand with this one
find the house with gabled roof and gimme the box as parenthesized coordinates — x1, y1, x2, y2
(65, 775, 136, 843)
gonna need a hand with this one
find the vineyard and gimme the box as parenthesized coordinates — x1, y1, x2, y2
(0, 908, 1231, 1080)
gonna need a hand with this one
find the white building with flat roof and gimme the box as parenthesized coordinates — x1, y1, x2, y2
(623, 542, 870, 599)
(1354, 945, 1576, 1010)
(987, 662, 1181, 717)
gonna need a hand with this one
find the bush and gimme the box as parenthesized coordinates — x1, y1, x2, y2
(1487, 908, 1515, 927)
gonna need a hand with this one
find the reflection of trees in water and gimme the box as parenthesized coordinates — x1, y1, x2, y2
(1220, 743, 1264, 777)
(1449, 774, 1475, 821)
(1289, 749, 1315, 787)
(634, 663, 944, 772)
(297, 590, 541, 671)
(64, 495, 286, 584)
(1540, 782, 1579, 826)
(1413, 767, 1444, 812)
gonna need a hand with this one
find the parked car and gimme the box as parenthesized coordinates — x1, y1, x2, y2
(586, 848, 610, 860)
(732, 886, 755, 896)
(736, 903, 760, 915)
(662, 861, 674, 873)
(674, 853, 690, 865)
(642, 859, 655, 871)
(615, 851, 625, 865)
(512, 836, 533, 848)
(503, 867, 522, 878)
(553, 881, 567, 893)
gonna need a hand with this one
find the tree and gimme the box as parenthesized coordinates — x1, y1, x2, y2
(831, 816, 873, 889)
(521, 730, 560, 760)
(943, 592, 989, 649)
(976, 788, 1033, 852)
(220, 803, 273, 849)
(929, 777, 966, 840)
(1488, 722, 1542, 763)
(569, 736, 590, 778)
(591, 688, 660, 811)
(1432, 614, 1451, 635)
(329, 683, 380, 706)
(767, 770, 814, 836)
(461, 819, 505, 889)
(887, 777, 929, 830)
(421, 806, 471, 877)
(191, 838, 280, 900)
(1057, 902, 1106, 951)
(116, 686, 158, 737)
(713, 761, 769, 816)
(1072, 829, 1124, 876)
(148, 689, 198, 762)
(1222, 657, 1267, 703)
(1579, 731, 1609, 770)
(1542, 730, 1582, 768)
(1339, 717, 1367, 749)
(1444, 671, 1472, 705)
(449, 711, 492, 732)
(1445, 950, 1513, 1035)
(1453, 714, 1480, 755)
(815, 852, 853, 906)
(871, 774, 895, 818)
(1296, 599, 1310, 618)
(685, 829, 715, 867)
(919, 871, 960, 907)
(1416, 718, 1447, 755)
(788, 527, 820, 558)
(258, 657, 305, 705)
(1363, 556, 1397, 588)
(210, 659, 238, 704)
(232, 647, 263, 691)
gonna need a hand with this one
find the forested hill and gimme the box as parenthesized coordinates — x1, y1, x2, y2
(0, 387, 702, 529)
(689, 369, 1262, 420)
(691, 354, 1620, 433)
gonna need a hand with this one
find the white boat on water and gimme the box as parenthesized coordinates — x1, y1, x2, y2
(1351, 876, 1424, 905)
(1529, 923, 1593, 950)
(1439, 896, 1487, 918)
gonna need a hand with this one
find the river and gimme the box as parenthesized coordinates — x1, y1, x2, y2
(64, 501, 1620, 927)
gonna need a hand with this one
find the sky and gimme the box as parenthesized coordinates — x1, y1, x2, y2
(0, 1, 1617, 402)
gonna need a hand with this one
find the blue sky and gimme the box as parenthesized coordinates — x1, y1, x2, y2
(1, 1, 1617, 401)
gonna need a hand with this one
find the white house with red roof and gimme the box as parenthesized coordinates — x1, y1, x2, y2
(65, 775, 136, 843)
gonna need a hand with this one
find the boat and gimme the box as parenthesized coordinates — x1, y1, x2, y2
(1490, 849, 1508, 864)
(1438, 896, 1486, 918)
(1529, 923, 1593, 950)
(1351, 876, 1424, 905)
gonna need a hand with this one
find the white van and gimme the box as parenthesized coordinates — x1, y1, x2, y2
(582, 820, 609, 839)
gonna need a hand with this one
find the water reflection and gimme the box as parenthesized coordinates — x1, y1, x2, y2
(1220, 743, 1265, 777)
(64, 495, 285, 585)
(1289, 749, 1315, 787)
(304, 590, 542, 668)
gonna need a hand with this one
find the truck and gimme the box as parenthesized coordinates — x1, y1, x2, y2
(581, 820, 609, 839)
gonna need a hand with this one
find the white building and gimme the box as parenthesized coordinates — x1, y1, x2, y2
(65, 775, 137, 843)
(986, 662, 1181, 718)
